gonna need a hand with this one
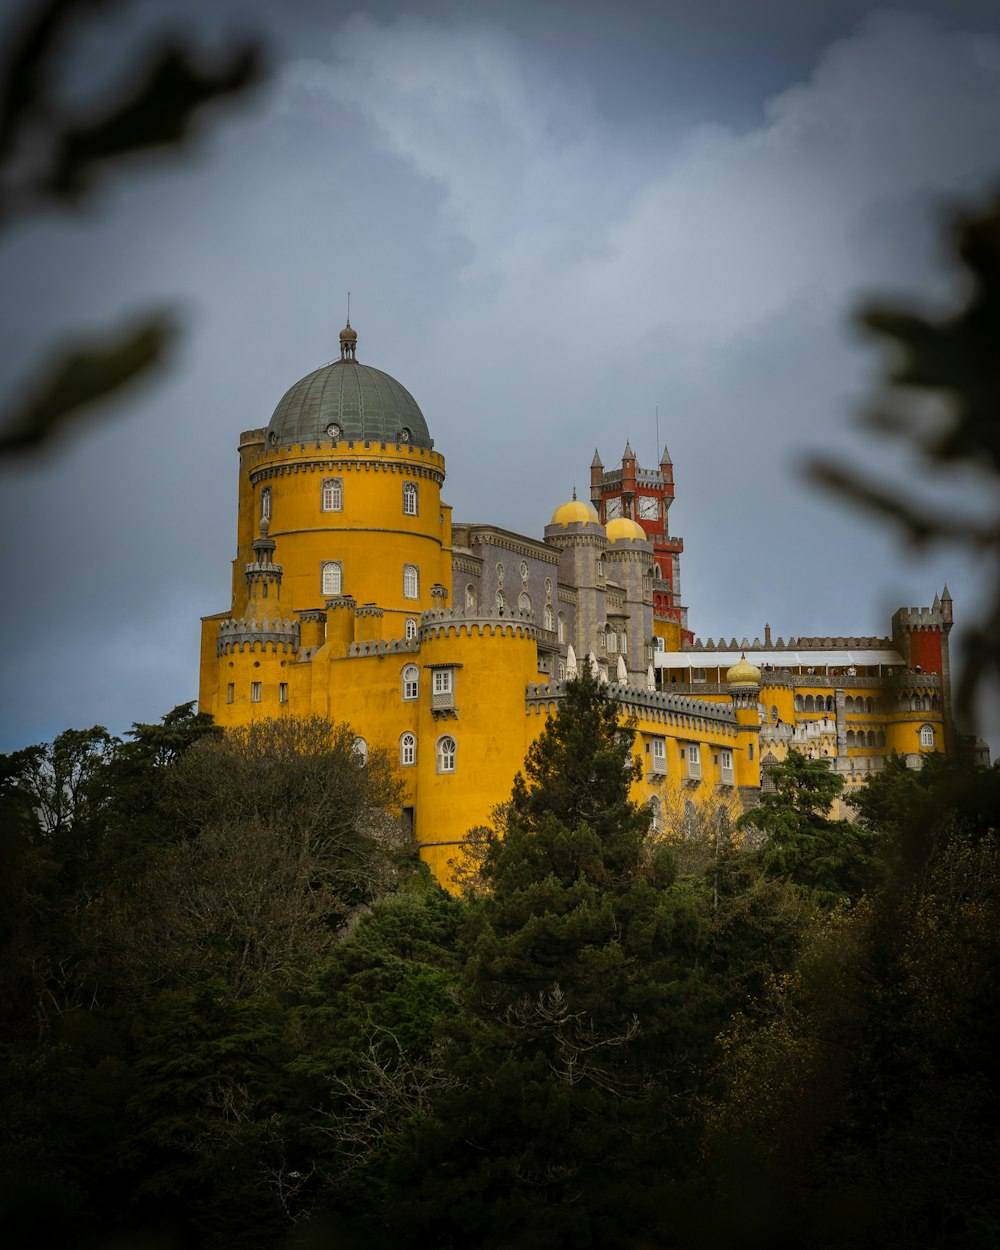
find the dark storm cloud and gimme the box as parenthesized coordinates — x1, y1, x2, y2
(2, 3, 999, 750)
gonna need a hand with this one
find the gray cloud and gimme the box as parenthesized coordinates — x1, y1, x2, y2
(2, 5, 999, 750)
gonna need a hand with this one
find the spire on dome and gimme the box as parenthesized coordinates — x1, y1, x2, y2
(339, 294, 358, 360)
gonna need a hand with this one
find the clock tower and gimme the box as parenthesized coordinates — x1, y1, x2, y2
(591, 442, 689, 641)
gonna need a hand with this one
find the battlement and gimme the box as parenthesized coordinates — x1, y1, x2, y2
(683, 634, 892, 651)
(419, 606, 537, 641)
(217, 616, 299, 655)
(524, 679, 737, 729)
(346, 637, 420, 657)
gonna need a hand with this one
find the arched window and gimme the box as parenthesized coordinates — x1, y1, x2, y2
(826, 696, 834, 713)
(403, 564, 419, 599)
(321, 478, 343, 512)
(321, 561, 342, 596)
(495, 589, 504, 611)
(400, 732, 416, 766)
(866, 697, 874, 714)
(260, 485, 271, 520)
(518, 592, 531, 613)
(402, 482, 418, 516)
(544, 604, 554, 632)
(877, 730, 886, 748)
(352, 737, 368, 765)
(436, 735, 457, 773)
(653, 564, 662, 580)
(405, 617, 418, 640)
(648, 796, 663, 836)
(920, 723, 935, 748)
(607, 630, 617, 653)
(845, 696, 855, 713)
(620, 633, 627, 655)
(557, 661, 565, 679)
(401, 664, 419, 701)
(804, 695, 815, 713)
(465, 584, 477, 611)
(557, 612, 566, 643)
(866, 730, 876, 748)
(846, 730, 856, 748)
(654, 636, 665, 652)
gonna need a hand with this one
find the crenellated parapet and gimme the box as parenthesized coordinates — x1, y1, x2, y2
(524, 679, 737, 731)
(683, 634, 893, 651)
(419, 607, 537, 642)
(346, 637, 420, 657)
(217, 616, 299, 655)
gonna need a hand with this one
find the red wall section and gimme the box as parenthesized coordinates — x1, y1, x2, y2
(909, 627, 943, 674)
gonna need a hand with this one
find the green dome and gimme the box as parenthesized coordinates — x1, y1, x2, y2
(266, 355, 432, 450)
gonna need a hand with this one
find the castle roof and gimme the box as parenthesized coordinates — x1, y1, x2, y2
(266, 329, 431, 450)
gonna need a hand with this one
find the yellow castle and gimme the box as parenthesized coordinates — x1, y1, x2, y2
(199, 323, 953, 878)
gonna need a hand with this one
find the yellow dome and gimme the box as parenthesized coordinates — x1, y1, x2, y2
(606, 517, 647, 542)
(550, 499, 600, 527)
(726, 654, 761, 687)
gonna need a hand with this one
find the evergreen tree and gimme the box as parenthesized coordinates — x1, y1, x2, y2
(741, 749, 880, 903)
(371, 668, 713, 1250)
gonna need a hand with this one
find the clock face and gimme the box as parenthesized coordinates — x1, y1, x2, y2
(605, 495, 623, 520)
(638, 495, 659, 521)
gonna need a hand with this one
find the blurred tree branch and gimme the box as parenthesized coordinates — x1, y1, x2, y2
(0, 0, 263, 455)
(805, 193, 1000, 724)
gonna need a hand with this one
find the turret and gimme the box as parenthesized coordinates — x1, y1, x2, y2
(727, 653, 762, 792)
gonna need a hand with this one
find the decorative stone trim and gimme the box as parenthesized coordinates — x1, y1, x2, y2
(217, 617, 299, 655)
(466, 527, 560, 563)
(346, 638, 421, 657)
(419, 607, 537, 642)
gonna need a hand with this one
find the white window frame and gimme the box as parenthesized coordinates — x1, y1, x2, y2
(402, 481, 418, 516)
(685, 742, 701, 780)
(352, 736, 368, 765)
(400, 732, 416, 767)
(403, 564, 419, 599)
(321, 477, 343, 512)
(557, 613, 566, 643)
(518, 592, 532, 613)
(720, 748, 734, 784)
(544, 604, 554, 632)
(436, 735, 457, 774)
(251, 681, 261, 703)
(402, 664, 419, 701)
(919, 723, 935, 748)
(433, 669, 453, 696)
(322, 561, 343, 597)
(650, 736, 666, 775)
(465, 584, 477, 611)
(226, 682, 234, 705)
(260, 485, 271, 521)
(278, 682, 288, 704)
(405, 616, 419, 640)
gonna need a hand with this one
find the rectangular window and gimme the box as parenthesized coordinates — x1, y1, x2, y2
(720, 748, 734, 784)
(650, 737, 667, 775)
(431, 667, 455, 712)
(251, 682, 261, 703)
(279, 682, 288, 704)
(685, 743, 701, 780)
(321, 478, 343, 512)
(226, 682, 234, 704)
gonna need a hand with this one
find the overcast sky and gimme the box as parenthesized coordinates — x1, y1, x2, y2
(3, 0, 999, 752)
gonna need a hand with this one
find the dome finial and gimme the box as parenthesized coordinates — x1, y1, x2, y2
(340, 292, 358, 360)
(572, 485, 577, 500)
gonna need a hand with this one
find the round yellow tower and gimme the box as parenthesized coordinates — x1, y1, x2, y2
(201, 323, 454, 726)
(727, 653, 763, 794)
